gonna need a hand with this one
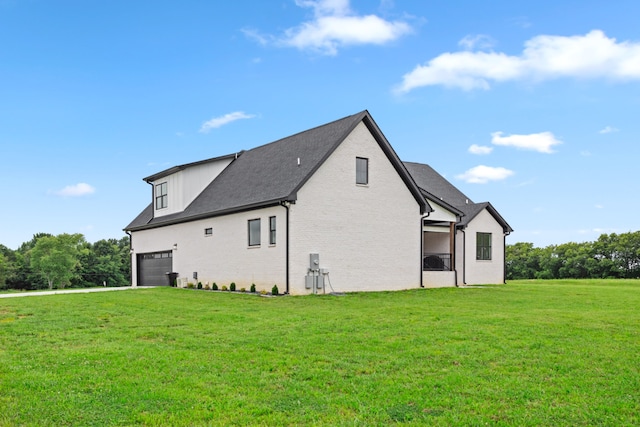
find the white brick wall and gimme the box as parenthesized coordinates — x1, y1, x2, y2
(288, 122, 422, 294)
(455, 209, 506, 285)
(131, 206, 286, 292)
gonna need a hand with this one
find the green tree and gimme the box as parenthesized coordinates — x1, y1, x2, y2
(75, 237, 130, 287)
(30, 234, 85, 289)
(506, 242, 541, 279)
(0, 252, 8, 289)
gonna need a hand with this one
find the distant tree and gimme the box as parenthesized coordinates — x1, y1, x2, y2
(506, 242, 540, 279)
(75, 237, 130, 287)
(30, 234, 85, 289)
(0, 252, 8, 289)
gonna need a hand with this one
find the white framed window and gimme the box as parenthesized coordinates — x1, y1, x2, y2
(155, 182, 167, 210)
(248, 219, 261, 247)
(356, 157, 368, 185)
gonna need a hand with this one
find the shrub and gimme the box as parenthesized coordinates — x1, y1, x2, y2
(250, 283, 256, 293)
(221, 285, 228, 291)
(197, 282, 203, 290)
(187, 283, 194, 289)
(230, 282, 236, 292)
(204, 284, 210, 290)
(260, 289, 268, 295)
(240, 287, 246, 293)
(271, 285, 279, 296)
(212, 283, 218, 290)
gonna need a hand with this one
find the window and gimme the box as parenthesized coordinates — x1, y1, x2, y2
(204, 228, 213, 237)
(269, 216, 276, 245)
(155, 182, 167, 210)
(476, 232, 492, 260)
(248, 219, 261, 246)
(356, 157, 368, 185)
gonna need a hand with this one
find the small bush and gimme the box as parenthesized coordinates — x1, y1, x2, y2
(204, 284, 210, 290)
(230, 282, 236, 292)
(260, 290, 268, 295)
(250, 283, 256, 293)
(212, 283, 218, 290)
(197, 282, 203, 289)
(221, 285, 228, 291)
(240, 287, 246, 293)
(187, 283, 194, 289)
(271, 285, 279, 296)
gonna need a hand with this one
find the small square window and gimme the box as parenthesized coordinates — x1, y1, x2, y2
(356, 157, 368, 185)
(204, 228, 213, 237)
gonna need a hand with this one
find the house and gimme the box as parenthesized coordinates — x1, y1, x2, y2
(404, 163, 513, 286)
(125, 110, 512, 293)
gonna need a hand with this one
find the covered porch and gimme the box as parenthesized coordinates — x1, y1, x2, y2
(422, 218, 457, 288)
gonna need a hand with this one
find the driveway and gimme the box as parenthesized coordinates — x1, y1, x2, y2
(0, 286, 154, 298)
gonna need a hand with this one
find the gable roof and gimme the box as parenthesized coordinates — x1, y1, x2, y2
(403, 162, 513, 234)
(126, 111, 428, 232)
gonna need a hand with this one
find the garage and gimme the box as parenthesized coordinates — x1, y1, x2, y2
(137, 251, 173, 286)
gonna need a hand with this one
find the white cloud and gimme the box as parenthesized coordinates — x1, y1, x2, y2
(245, 0, 412, 56)
(456, 165, 514, 184)
(396, 30, 640, 92)
(199, 111, 256, 133)
(468, 144, 493, 155)
(458, 34, 495, 51)
(55, 183, 96, 197)
(595, 204, 604, 209)
(599, 125, 619, 134)
(491, 131, 562, 153)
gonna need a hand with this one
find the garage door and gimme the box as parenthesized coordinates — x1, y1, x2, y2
(137, 251, 173, 286)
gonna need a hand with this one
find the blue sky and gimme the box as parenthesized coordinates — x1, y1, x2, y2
(2, 0, 639, 250)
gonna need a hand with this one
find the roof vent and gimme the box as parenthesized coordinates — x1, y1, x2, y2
(466, 199, 469, 204)
(297, 157, 301, 166)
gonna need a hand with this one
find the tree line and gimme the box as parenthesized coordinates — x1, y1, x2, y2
(0, 233, 131, 290)
(507, 231, 640, 280)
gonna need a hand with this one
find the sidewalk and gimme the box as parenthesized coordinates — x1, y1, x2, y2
(0, 286, 154, 298)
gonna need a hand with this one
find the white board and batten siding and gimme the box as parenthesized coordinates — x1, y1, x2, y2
(153, 158, 234, 218)
(289, 122, 422, 294)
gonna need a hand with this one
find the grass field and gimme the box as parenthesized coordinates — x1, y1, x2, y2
(1, 280, 639, 426)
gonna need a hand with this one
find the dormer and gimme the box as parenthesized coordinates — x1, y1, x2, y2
(144, 153, 241, 218)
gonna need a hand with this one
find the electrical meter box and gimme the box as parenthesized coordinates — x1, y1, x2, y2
(310, 253, 320, 271)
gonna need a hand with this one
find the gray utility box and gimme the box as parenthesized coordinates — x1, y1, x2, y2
(310, 253, 320, 271)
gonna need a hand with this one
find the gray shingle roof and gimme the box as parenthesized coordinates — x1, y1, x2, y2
(125, 111, 428, 231)
(404, 162, 513, 233)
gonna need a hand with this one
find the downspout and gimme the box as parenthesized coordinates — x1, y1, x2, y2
(503, 231, 510, 284)
(420, 212, 430, 288)
(282, 201, 290, 294)
(461, 228, 467, 285)
(452, 222, 459, 287)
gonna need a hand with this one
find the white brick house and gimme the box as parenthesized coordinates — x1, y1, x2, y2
(125, 111, 512, 293)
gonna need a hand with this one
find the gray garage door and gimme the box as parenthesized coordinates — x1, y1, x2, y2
(137, 251, 173, 286)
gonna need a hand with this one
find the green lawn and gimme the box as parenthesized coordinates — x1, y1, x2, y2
(1, 280, 639, 426)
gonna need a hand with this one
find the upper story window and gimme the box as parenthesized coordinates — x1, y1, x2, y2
(155, 182, 167, 210)
(204, 227, 213, 237)
(356, 157, 368, 185)
(269, 216, 276, 245)
(248, 219, 261, 247)
(476, 232, 492, 260)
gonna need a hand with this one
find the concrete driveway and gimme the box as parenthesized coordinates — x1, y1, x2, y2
(0, 286, 154, 298)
